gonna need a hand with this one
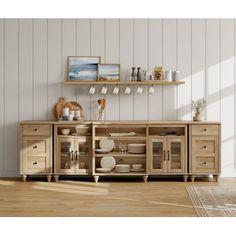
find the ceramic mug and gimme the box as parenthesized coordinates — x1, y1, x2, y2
(137, 86, 143, 94)
(113, 86, 119, 95)
(125, 86, 131, 95)
(89, 86, 96, 95)
(101, 86, 107, 95)
(62, 107, 69, 116)
(69, 110, 75, 116)
(149, 86, 155, 94)
(68, 115, 74, 121)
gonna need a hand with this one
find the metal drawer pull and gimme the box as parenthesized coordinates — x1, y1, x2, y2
(167, 151, 170, 161)
(203, 162, 206, 165)
(33, 162, 38, 165)
(75, 151, 78, 161)
(34, 128, 38, 131)
(202, 145, 207, 149)
(202, 128, 207, 132)
(163, 150, 166, 161)
(33, 145, 37, 149)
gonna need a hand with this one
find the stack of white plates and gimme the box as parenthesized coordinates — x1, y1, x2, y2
(95, 149, 110, 154)
(128, 144, 146, 154)
(100, 156, 116, 170)
(99, 140, 115, 152)
(115, 164, 130, 173)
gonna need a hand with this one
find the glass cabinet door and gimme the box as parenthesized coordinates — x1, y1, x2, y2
(167, 138, 184, 173)
(57, 137, 75, 173)
(150, 139, 166, 173)
(74, 137, 91, 174)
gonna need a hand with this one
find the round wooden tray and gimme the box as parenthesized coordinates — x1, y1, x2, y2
(54, 97, 84, 120)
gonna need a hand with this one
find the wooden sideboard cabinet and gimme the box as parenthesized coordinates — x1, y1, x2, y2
(20, 124, 53, 182)
(189, 124, 221, 182)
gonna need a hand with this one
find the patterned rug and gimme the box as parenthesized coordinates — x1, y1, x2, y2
(186, 186, 236, 217)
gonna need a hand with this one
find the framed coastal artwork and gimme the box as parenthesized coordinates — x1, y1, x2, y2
(98, 64, 120, 82)
(67, 56, 101, 81)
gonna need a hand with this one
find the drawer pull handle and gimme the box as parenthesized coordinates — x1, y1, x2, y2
(70, 151, 74, 161)
(167, 150, 170, 161)
(75, 151, 78, 161)
(203, 162, 206, 165)
(202, 145, 207, 149)
(33, 162, 37, 165)
(34, 128, 38, 131)
(33, 145, 37, 149)
(163, 150, 166, 161)
(202, 128, 207, 132)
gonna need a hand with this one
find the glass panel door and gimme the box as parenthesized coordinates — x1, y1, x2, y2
(74, 137, 91, 174)
(57, 137, 75, 173)
(167, 138, 183, 173)
(151, 139, 166, 173)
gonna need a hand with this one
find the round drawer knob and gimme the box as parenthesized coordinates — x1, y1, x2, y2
(203, 162, 206, 165)
(33, 162, 38, 165)
(202, 145, 207, 149)
(34, 128, 38, 131)
(203, 128, 206, 131)
(33, 145, 37, 149)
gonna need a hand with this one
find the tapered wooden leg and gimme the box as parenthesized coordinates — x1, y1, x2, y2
(191, 175, 195, 183)
(94, 175, 99, 183)
(47, 175, 52, 182)
(213, 175, 219, 182)
(22, 175, 27, 182)
(143, 175, 148, 183)
(183, 175, 188, 182)
(54, 175, 59, 182)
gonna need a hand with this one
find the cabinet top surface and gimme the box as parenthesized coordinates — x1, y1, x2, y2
(20, 120, 221, 125)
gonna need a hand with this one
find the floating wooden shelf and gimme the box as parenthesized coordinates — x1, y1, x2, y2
(64, 80, 185, 85)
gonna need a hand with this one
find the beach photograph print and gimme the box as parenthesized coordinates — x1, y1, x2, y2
(98, 64, 120, 81)
(68, 56, 100, 81)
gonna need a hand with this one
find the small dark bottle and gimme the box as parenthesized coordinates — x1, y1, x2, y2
(137, 67, 141, 81)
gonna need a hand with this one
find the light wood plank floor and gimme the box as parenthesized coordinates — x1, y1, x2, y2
(0, 177, 235, 216)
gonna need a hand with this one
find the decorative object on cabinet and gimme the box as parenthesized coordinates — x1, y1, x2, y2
(191, 98, 206, 121)
(97, 98, 105, 121)
(165, 70, 172, 82)
(20, 124, 53, 182)
(54, 97, 84, 121)
(189, 124, 220, 182)
(154, 66, 164, 80)
(98, 64, 120, 82)
(67, 56, 100, 81)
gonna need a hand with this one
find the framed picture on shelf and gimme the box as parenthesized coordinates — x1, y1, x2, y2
(67, 56, 101, 81)
(98, 64, 120, 82)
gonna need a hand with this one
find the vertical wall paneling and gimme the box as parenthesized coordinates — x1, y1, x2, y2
(34, 19, 48, 120)
(105, 19, 120, 120)
(163, 19, 177, 120)
(62, 19, 77, 102)
(177, 19, 192, 120)
(76, 19, 91, 120)
(48, 20, 62, 120)
(19, 19, 33, 121)
(4, 19, 18, 171)
(221, 19, 235, 176)
(0, 20, 4, 170)
(206, 19, 221, 121)
(134, 19, 149, 120)
(148, 19, 163, 120)
(191, 19, 206, 119)
(119, 19, 134, 120)
(90, 19, 105, 120)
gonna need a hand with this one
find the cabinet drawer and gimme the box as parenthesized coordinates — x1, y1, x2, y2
(195, 157, 215, 170)
(195, 140, 215, 154)
(23, 139, 47, 154)
(22, 125, 50, 136)
(192, 125, 219, 136)
(23, 156, 47, 173)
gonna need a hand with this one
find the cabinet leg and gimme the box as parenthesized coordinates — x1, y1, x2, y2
(22, 175, 27, 182)
(54, 175, 59, 182)
(143, 175, 148, 183)
(213, 175, 219, 182)
(94, 175, 99, 183)
(47, 175, 52, 182)
(183, 175, 188, 182)
(191, 175, 195, 183)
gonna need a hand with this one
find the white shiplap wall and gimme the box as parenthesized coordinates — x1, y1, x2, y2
(0, 19, 235, 177)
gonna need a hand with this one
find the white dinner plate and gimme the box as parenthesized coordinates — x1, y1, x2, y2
(100, 156, 116, 170)
(99, 139, 115, 152)
(95, 149, 110, 154)
(96, 168, 111, 173)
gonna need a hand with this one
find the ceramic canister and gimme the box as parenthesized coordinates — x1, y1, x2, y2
(165, 71, 172, 82)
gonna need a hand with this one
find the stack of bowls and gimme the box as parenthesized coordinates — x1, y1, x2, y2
(128, 144, 146, 154)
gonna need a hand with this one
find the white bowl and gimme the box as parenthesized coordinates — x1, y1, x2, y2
(115, 164, 130, 173)
(61, 129, 70, 135)
(128, 144, 146, 154)
(132, 164, 142, 170)
(75, 126, 89, 134)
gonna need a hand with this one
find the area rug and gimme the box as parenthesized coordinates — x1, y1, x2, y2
(186, 186, 236, 217)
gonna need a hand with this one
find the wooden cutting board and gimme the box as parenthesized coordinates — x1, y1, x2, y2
(54, 97, 84, 120)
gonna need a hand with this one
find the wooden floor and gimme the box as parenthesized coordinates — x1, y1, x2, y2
(0, 177, 235, 217)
